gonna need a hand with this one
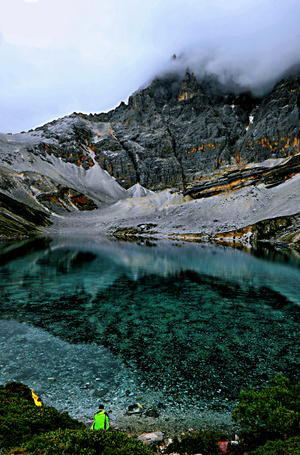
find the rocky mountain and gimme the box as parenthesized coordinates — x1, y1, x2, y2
(0, 69, 299, 245)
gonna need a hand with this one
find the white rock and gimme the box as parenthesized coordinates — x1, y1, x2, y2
(138, 431, 164, 445)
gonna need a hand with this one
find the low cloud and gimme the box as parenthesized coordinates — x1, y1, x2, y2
(0, 0, 300, 132)
(156, 0, 300, 95)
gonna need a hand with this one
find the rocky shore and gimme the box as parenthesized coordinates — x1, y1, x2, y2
(44, 168, 300, 249)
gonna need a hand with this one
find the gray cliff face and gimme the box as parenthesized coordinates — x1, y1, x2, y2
(0, 70, 299, 241)
(85, 71, 300, 192)
(3, 70, 299, 193)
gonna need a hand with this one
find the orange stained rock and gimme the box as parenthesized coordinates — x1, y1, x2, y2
(178, 92, 189, 101)
(185, 143, 218, 155)
(199, 178, 246, 196)
(292, 233, 300, 243)
(214, 225, 253, 239)
(293, 137, 300, 147)
(178, 91, 197, 101)
(255, 136, 290, 151)
(280, 138, 291, 152)
(109, 128, 118, 140)
(73, 195, 86, 204)
(133, 101, 141, 112)
(261, 137, 271, 148)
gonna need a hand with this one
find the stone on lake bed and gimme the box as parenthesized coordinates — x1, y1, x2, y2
(126, 403, 143, 415)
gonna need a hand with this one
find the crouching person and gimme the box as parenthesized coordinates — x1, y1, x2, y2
(91, 404, 110, 430)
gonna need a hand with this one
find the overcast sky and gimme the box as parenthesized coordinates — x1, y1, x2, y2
(0, 0, 300, 133)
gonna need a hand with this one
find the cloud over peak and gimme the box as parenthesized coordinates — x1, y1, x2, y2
(0, 0, 300, 133)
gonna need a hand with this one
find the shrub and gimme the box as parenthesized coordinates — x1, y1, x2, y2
(229, 374, 300, 453)
(21, 428, 155, 455)
(232, 374, 300, 439)
(164, 430, 225, 455)
(250, 436, 300, 454)
(0, 382, 84, 450)
(4, 382, 35, 403)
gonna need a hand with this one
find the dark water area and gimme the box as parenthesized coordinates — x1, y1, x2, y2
(0, 236, 299, 433)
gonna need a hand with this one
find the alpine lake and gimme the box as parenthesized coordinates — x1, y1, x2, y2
(1, 236, 299, 436)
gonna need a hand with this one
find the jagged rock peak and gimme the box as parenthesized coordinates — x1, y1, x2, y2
(177, 71, 203, 102)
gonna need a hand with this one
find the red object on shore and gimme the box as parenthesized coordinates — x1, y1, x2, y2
(218, 441, 228, 453)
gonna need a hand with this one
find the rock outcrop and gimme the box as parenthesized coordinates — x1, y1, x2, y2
(0, 192, 51, 238)
(47, 70, 298, 193)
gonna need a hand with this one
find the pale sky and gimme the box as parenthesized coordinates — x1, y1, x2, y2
(0, 0, 300, 133)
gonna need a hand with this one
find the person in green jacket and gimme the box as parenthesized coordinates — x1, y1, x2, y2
(91, 404, 110, 430)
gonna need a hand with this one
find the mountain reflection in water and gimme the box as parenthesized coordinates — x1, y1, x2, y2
(0, 236, 299, 419)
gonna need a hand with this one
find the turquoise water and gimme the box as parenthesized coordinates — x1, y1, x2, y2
(0, 237, 299, 422)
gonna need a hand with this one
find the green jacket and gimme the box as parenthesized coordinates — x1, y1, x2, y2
(91, 409, 110, 430)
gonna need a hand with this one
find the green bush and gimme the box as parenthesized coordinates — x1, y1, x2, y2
(4, 382, 35, 403)
(20, 428, 155, 455)
(250, 436, 300, 454)
(0, 382, 84, 450)
(164, 430, 225, 455)
(229, 374, 300, 453)
(232, 373, 300, 439)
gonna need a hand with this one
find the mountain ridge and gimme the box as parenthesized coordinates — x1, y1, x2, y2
(0, 70, 299, 245)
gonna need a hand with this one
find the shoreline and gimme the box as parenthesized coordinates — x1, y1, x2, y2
(102, 408, 239, 440)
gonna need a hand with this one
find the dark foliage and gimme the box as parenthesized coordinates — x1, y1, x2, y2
(228, 374, 300, 454)
(164, 430, 225, 455)
(19, 428, 155, 455)
(0, 382, 84, 450)
(250, 436, 300, 454)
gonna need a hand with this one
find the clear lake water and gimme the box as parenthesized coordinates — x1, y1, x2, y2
(0, 236, 299, 434)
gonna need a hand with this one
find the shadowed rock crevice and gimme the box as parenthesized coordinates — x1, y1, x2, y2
(0, 192, 51, 237)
